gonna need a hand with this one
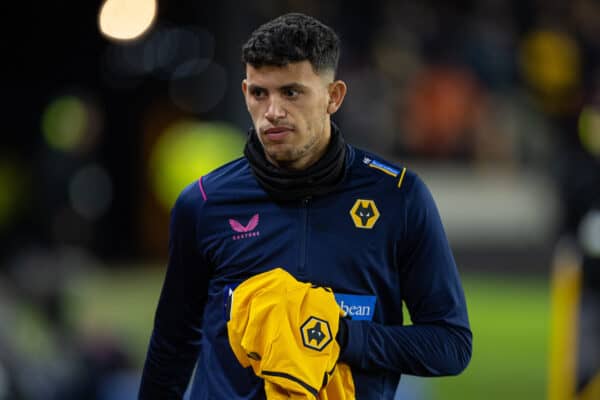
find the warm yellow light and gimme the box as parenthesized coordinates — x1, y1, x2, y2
(98, 0, 157, 41)
(578, 106, 600, 157)
(519, 30, 581, 94)
(149, 120, 246, 210)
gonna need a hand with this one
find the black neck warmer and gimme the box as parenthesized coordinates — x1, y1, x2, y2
(244, 122, 347, 201)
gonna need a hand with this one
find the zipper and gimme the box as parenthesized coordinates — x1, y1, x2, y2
(298, 196, 311, 277)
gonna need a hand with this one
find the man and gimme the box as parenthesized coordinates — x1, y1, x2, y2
(139, 13, 472, 399)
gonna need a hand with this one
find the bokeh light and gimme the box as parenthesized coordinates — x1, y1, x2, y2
(579, 210, 600, 258)
(578, 106, 600, 157)
(0, 160, 25, 230)
(519, 29, 581, 95)
(69, 164, 114, 221)
(41, 96, 88, 152)
(169, 61, 228, 113)
(98, 0, 157, 41)
(149, 120, 246, 210)
(9, 3, 600, 399)
(103, 26, 214, 78)
(149, 27, 215, 79)
(403, 66, 482, 158)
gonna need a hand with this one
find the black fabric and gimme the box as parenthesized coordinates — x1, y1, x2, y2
(336, 317, 348, 352)
(261, 370, 319, 397)
(244, 122, 347, 201)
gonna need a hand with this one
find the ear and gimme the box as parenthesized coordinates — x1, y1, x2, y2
(241, 79, 248, 97)
(327, 80, 347, 115)
(241, 79, 250, 110)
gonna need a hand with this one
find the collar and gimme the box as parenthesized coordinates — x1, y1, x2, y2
(244, 121, 348, 201)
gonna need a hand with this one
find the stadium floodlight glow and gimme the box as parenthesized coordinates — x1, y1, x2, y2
(42, 95, 88, 152)
(149, 120, 246, 210)
(98, 0, 157, 42)
(519, 29, 581, 94)
(578, 106, 600, 157)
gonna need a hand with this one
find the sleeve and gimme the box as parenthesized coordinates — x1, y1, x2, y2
(139, 185, 210, 399)
(338, 174, 472, 376)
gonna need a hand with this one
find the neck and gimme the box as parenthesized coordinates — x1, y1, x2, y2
(243, 120, 347, 201)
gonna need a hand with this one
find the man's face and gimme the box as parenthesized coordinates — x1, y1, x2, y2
(242, 61, 337, 170)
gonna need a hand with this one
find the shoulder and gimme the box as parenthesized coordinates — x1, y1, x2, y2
(201, 156, 253, 194)
(186, 156, 256, 201)
(173, 156, 253, 213)
(348, 146, 423, 196)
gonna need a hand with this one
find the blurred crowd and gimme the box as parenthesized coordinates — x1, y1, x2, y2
(2, 0, 600, 398)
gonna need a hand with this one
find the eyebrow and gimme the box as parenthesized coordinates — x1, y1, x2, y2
(248, 82, 309, 92)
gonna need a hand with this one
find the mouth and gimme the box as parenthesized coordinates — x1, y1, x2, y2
(262, 126, 293, 141)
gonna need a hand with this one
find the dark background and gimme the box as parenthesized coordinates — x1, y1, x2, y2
(2, 1, 600, 399)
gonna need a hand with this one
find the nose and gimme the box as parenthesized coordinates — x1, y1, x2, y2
(264, 97, 287, 122)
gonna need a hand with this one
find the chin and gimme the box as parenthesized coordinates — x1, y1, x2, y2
(265, 146, 291, 159)
(269, 154, 293, 164)
(265, 150, 295, 166)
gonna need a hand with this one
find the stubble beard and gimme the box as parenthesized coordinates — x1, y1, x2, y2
(272, 121, 326, 170)
(266, 136, 316, 169)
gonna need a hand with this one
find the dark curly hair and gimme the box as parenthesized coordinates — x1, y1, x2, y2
(242, 13, 340, 75)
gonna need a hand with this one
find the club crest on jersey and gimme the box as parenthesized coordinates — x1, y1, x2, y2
(350, 199, 380, 229)
(300, 316, 333, 351)
(229, 213, 260, 240)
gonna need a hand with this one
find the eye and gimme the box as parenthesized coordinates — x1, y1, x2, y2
(282, 87, 300, 98)
(250, 87, 267, 99)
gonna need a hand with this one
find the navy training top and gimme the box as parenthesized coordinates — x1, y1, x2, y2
(139, 144, 472, 399)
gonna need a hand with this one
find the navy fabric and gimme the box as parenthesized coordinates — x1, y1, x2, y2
(139, 145, 472, 399)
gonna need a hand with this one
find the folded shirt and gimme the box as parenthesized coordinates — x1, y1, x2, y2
(227, 268, 355, 399)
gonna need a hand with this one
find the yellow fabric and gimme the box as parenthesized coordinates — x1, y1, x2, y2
(227, 268, 355, 399)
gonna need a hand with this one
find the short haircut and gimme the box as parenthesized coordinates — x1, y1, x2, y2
(241, 13, 340, 75)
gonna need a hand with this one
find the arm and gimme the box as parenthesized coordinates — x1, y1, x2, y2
(139, 185, 210, 399)
(339, 175, 472, 376)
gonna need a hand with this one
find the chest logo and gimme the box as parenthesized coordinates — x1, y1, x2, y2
(350, 199, 380, 229)
(301, 316, 333, 351)
(229, 214, 260, 240)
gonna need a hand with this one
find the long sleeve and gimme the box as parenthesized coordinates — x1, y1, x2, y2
(139, 185, 210, 399)
(339, 174, 472, 376)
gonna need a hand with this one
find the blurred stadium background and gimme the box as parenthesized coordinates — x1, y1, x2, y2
(3, 1, 600, 399)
